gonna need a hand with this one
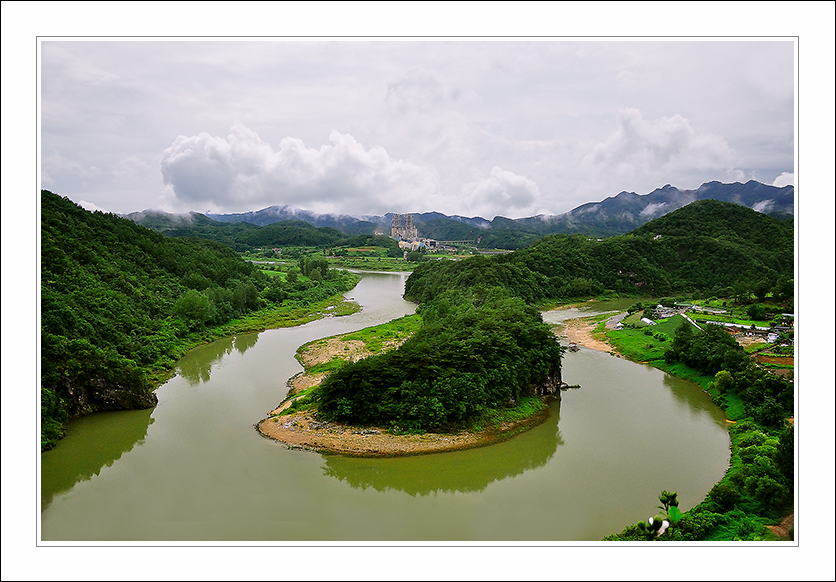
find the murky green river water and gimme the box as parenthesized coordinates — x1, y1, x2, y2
(40, 273, 729, 542)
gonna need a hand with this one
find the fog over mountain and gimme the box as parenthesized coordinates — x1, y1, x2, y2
(126, 180, 794, 242)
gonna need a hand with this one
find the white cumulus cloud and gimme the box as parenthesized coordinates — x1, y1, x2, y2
(461, 167, 542, 218)
(772, 172, 794, 187)
(160, 124, 438, 214)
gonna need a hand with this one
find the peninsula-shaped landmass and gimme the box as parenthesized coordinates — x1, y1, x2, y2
(257, 292, 565, 456)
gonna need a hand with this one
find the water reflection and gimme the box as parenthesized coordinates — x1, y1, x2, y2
(175, 333, 259, 385)
(40, 408, 154, 510)
(233, 333, 258, 354)
(321, 401, 564, 495)
(662, 372, 728, 426)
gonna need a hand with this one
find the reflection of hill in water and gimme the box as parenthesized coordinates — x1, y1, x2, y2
(662, 372, 728, 425)
(322, 402, 564, 496)
(175, 333, 259, 385)
(40, 408, 154, 510)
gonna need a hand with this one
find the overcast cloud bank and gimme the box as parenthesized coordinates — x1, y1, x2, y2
(40, 39, 795, 219)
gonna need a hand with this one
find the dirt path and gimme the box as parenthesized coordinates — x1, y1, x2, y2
(766, 512, 794, 539)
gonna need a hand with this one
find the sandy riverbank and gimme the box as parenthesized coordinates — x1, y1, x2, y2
(559, 318, 616, 353)
(256, 408, 550, 457)
(257, 329, 554, 456)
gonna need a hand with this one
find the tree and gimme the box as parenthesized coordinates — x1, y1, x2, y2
(774, 423, 794, 482)
(406, 250, 426, 262)
(773, 276, 794, 301)
(753, 278, 772, 302)
(713, 370, 734, 394)
(747, 303, 767, 321)
(755, 395, 786, 428)
(316, 287, 564, 430)
(173, 289, 215, 327)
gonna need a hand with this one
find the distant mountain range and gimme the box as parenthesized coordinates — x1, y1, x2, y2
(126, 180, 794, 247)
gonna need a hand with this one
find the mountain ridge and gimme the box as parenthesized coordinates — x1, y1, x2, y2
(126, 180, 794, 245)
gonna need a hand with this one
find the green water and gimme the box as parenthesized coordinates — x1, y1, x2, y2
(40, 274, 729, 542)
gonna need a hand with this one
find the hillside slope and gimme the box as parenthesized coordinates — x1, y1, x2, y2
(405, 200, 794, 304)
(41, 191, 264, 449)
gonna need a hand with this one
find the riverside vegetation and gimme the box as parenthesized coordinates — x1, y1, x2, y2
(600, 309, 793, 540)
(41, 190, 359, 450)
(41, 191, 794, 540)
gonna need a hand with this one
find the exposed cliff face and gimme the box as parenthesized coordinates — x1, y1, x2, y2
(63, 377, 157, 418)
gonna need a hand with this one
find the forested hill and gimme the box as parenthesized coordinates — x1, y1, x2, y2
(405, 199, 794, 304)
(162, 179, 793, 248)
(128, 210, 402, 254)
(40, 191, 267, 449)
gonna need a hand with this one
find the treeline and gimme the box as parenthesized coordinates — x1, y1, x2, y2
(139, 212, 402, 254)
(605, 420, 793, 541)
(41, 191, 357, 450)
(665, 322, 793, 426)
(405, 200, 794, 304)
(605, 320, 794, 541)
(416, 217, 544, 250)
(312, 286, 564, 431)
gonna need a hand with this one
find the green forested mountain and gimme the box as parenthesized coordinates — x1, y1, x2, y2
(128, 182, 794, 252)
(130, 213, 348, 251)
(173, 180, 793, 249)
(40, 190, 357, 450)
(130, 210, 405, 254)
(405, 200, 794, 304)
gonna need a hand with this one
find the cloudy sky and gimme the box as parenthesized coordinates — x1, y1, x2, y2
(3, 3, 836, 579)
(39, 37, 796, 220)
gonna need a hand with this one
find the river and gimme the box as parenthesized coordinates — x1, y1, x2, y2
(40, 272, 729, 542)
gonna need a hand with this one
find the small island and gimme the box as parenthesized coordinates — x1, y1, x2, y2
(257, 288, 565, 456)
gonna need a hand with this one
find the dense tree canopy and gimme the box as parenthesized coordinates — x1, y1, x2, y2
(664, 320, 793, 427)
(405, 200, 794, 304)
(40, 190, 357, 449)
(315, 287, 564, 431)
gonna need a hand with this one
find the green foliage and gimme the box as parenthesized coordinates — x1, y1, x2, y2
(341, 314, 423, 353)
(713, 370, 734, 393)
(658, 490, 680, 514)
(663, 319, 793, 426)
(774, 423, 794, 482)
(405, 200, 793, 306)
(405, 250, 427, 262)
(726, 421, 793, 519)
(707, 482, 741, 511)
(40, 385, 68, 450)
(40, 190, 359, 449)
(315, 287, 563, 431)
(664, 320, 749, 375)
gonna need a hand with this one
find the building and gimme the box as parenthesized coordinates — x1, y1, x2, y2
(391, 213, 418, 240)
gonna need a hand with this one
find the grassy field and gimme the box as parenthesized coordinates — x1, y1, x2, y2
(327, 256, 417, 271)
(605, 313, 751, 420)
(340, 313, 423, 352)
(689, 311, 771, 328)
(258, 269, 287, 280)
